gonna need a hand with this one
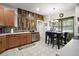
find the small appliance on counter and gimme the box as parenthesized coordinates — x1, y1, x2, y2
(0, 28, 3, 34)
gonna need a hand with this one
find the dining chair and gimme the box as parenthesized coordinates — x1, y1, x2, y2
(62, 32, 68, 45)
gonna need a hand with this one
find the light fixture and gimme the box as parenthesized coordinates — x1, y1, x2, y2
(29, 13, 31, 17)
(53, 8, 55, 10)
(55, 20, 58, 22)
(50, 19, 58, 23)
(36, 8, 39, 11)
(59, 13, 64, 17)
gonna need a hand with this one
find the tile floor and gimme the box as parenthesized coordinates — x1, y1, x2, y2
(0, 37, 62, 56)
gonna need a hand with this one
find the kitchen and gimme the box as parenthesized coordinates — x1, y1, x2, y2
(0, 3, 79, 56)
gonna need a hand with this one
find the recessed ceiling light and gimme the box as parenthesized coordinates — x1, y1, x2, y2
(51, 8, 55, 10)
(36, 8, 39, 11)
(53, 8, 55, 10)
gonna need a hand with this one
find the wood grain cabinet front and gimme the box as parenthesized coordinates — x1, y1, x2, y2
(26, 33, 32, 44)
(19, 34, 27, 45)
(8, 35, 20, 48)
(0, 36, 7, 53)
(0, 32, 40, 53)
(36, 32, 40, 41)
(4, 9, 14, 26)
(0, 6, 4, 26)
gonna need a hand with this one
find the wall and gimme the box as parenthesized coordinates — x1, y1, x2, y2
(37, 20, 45, 38)
(75, 5, 79, 36)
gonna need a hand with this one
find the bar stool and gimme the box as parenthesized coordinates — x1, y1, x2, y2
(51, 32, 57, 47)
(62, 32, 68, 45)
(45, 32, 52, 44)
(56, 33, 63, 49)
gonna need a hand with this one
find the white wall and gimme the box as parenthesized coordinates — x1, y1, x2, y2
(37, 20, 45, 38)
(75, 5, 79, 35)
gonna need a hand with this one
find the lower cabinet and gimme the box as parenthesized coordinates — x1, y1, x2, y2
(0, 36, 7, 53)
(20, 34, 27, 45)
(20, 33, 32, 45)
(8, 34, 20, 48)
(0, 32, 40, 53)
(31, 32, 40, 42)
(26, 33, 32, 44)
(36, 32, 40, 41)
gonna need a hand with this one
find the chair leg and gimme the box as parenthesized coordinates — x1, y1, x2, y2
(48, 38, 50, 45)
(60, 38, 62, 45)
(57, 38, 60, 49)
(64, 38, 67, 44)
(45, 35, 47, 43)
(52, 39, 54, 47)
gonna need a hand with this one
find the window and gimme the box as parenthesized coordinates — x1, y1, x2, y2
(62, 17, 74, 32)
(51, 16, 74, 33)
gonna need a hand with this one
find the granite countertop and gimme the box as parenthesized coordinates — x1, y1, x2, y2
(0, 31, 38, 36)
(56, 36, 79, 56)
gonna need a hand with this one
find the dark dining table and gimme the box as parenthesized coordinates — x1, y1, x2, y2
(45, 31, 67, 49)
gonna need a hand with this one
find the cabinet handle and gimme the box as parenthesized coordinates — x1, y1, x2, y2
(0, 41, 2, 44)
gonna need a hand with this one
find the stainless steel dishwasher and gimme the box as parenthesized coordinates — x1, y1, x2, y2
(31, 32, 37, 42)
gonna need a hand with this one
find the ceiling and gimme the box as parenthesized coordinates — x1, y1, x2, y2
(1, 3, 77, 15)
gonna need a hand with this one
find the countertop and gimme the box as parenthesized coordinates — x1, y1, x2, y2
(0, 31, 38, 36)
(56, 36, 79, 56)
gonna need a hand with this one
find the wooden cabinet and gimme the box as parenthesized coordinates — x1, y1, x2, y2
(8, 34, 20, 48)
(0, 5, 15, 26)
(0, 32, 39, 53)
(36, 32, 40, 41)
(0, 39, 2, 52)
(0, 6, 4, 26)
(20, 34, 27, 45)
(4, 9, 14, 26)
(18, 8, 44, 30)
(0, 36, 7, 53)
(26, 33, 32, 44)
(37, 15, 44, 20)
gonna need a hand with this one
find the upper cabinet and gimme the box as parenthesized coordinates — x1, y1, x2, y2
(4, 9, 14, 26)
(0, 6, 4, 26)
(37, 14, 44, 20)
(17, 8, 44, 31)
(0, 5, 15, 27)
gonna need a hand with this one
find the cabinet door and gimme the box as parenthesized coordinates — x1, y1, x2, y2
(0, 39, 2, 53)
(36, 32, 40, 41)
(8, 35, 20, 48)
(0, 36, 7, 53)
(1, 37, 7, 51)
(4, 9, 14, 26)
(0, 6, 4, 25)
(20, 34, 27, 45)
(26, 33, 32, 44)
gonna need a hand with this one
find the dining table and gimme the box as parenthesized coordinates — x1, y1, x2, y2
(45, 31, 67, 49)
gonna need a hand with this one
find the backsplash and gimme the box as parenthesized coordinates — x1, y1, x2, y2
(0, 26, 13, 34)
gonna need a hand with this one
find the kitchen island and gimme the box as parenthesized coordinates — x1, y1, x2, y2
(0, 32, 40, 53)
